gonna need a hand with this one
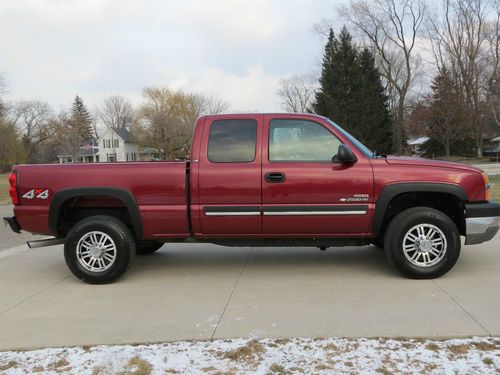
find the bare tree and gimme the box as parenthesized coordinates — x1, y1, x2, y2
(50, 110, 86, 162)
(277, 74, 317, 113)
(484, 3, 500, 127)
(97, 95, 136, 130)
(9, 100, 53, 162)
(339, 0, 426, 154)
(0, 74, 7, 117)
(427, 0, 497, 157)
(140, 87, 228, 159)
(197, 95, 230, 115)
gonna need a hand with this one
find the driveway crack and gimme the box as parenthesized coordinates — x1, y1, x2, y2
(211, 247, 253, 340)
(0, 276, 71, 316)
(432, 279, 491, 336)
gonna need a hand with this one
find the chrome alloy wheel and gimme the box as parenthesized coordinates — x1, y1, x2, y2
(76, 231, 117, 272)
(402, 224, 447, 268)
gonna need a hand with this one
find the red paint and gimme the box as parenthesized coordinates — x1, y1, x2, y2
(9, 113, 488, 239)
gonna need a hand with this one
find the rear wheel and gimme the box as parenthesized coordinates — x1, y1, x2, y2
(64, 215, 136, 284)
(384, 207, 461, 279)
(136, 241, 163, 255)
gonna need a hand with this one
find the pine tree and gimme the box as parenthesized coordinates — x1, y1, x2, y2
(356, 48, 393, 153)
(313, 27, 393, 153)
(70, 95, 94, 140)
(425, 68, 468, 157)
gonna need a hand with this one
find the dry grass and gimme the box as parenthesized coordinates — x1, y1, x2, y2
(0, 360, 18, 371)
(219, 339, 266, 364)
(0, 173, 10, 205)
(447, 344, 470, 356)
(375, 366, 393, 375)
(482, 357, 494, 366)
(116, 356, 153, 375)
(425, 343, 440, 352)
(47, 358, 70, 372)
(488, 175, 500, 202)
(268, 363, 287, 374)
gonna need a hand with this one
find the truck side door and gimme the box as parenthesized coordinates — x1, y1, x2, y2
(195, 115, 263, 235)
(261, 114, 374, 235)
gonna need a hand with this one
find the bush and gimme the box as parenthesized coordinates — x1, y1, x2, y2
(420, 137, 476, 158)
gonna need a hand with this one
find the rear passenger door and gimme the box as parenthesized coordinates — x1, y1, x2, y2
(197, 116, 263, 235)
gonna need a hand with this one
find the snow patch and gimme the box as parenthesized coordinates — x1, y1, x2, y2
(0, 336, 498, 374)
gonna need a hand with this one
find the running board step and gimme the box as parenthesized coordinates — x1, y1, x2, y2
(27, 238, 65, 249)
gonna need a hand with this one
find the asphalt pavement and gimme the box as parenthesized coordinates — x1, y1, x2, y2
(0, 204, 499, 351)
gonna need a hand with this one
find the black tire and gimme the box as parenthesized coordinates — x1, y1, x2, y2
(383, 207, 461, 279)
(64, 215, 136, 284)
(136, 241, 163, 255)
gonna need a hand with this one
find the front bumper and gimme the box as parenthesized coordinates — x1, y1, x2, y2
(465, 202, 500, 245)
(3, 216, 21, 234)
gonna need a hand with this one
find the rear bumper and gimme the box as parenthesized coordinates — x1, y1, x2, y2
(3, 217, 21, 234)
(465, 202, 500, 245)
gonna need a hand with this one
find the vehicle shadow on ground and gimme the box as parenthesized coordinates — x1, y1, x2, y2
(128, 245, 396, 278)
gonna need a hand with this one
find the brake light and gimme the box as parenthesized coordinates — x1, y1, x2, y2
(8, 172, 19, 205)
(482, 173, 491, 201)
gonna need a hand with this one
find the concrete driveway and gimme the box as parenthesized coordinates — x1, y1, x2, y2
(1, 205, 499, 351)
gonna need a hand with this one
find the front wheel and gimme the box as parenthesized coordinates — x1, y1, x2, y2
(64, 215, 136, 284)
(384, 207, 461, 279)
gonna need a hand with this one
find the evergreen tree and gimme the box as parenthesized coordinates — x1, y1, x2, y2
(428, 68, 470, 156)
(70, 95, 94, 140)
(356, 49, 393, 153)
(313, 27, 393, 153)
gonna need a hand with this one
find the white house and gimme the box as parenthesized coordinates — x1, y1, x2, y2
(407, 136, 429, 156)
(57, 127, 139, 163)
(98, 127, 139, 162)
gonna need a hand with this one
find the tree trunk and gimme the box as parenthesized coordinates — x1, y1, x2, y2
(394, 100, 405, 154)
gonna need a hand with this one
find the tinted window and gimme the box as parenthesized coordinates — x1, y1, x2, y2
(208, 119, 257, 162)
(269, 119, 342, 162)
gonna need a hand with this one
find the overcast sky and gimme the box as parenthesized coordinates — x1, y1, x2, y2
(0, 0, 345, 113)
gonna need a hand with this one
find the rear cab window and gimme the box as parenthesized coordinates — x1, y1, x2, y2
(207, 119, 257, 163)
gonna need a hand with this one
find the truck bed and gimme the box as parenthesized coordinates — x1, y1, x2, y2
(13, 162, 190, 239)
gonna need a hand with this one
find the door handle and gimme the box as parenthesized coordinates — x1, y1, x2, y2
(265, 172, 286, 183)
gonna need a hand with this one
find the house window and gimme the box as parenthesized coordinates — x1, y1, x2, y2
(114, 139, 119, 148)
(126, 153, 129, 161)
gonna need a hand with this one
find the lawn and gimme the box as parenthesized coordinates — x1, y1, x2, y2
(489, 175, 500, 202)
(0, 173, 9, 205)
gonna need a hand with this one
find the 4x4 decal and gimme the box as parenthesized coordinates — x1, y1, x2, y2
(23, 188, 49, 200)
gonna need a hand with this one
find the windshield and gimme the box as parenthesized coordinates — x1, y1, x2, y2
(324, 118, 374, 158)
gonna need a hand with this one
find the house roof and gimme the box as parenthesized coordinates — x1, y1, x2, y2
(111, 127, 131, 142)
(407, 136, 430, 146)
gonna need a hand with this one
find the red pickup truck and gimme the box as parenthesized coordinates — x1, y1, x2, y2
(4, 113, 500, 283)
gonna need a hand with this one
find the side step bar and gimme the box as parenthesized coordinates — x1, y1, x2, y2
(27, 238, 65, 249)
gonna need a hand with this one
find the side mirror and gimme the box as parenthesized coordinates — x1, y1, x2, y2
(333, 144, 357, 164)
